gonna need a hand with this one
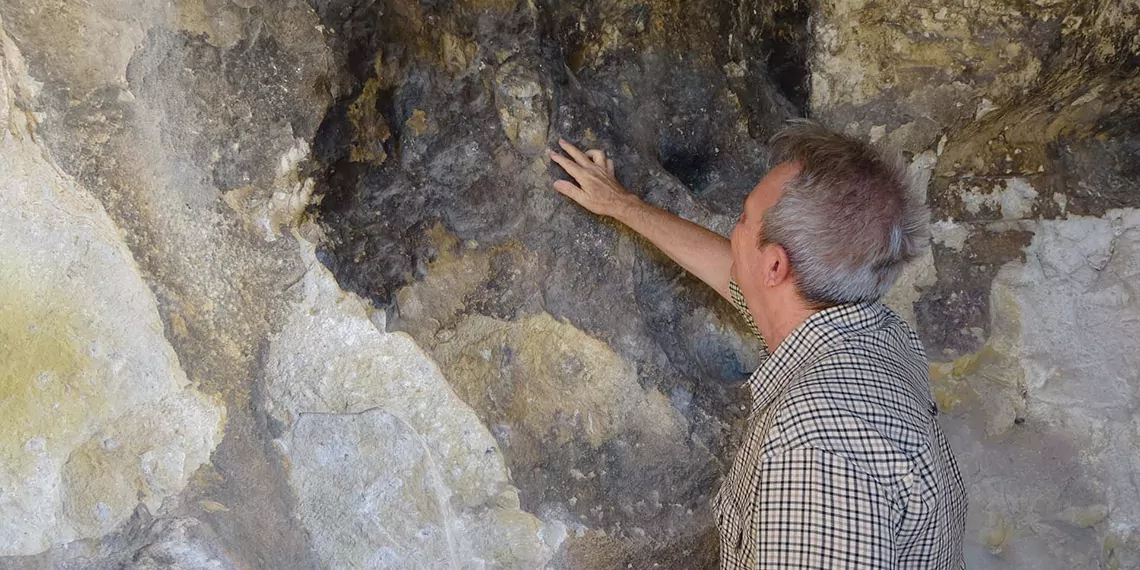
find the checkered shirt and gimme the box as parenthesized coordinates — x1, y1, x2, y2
(715, 281, 967, 569)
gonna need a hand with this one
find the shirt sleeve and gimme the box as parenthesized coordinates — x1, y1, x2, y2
(751, 447, 898, 569)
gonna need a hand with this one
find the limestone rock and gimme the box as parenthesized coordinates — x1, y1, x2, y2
(124, 517, 241, 570)
(810, 0, 1140, 358)
(0, 29, 223, 555)
(264, 240, 557, 569)
(221, 138, 318, 242)
(7, 510, 245, 570)
(290, 410, 548, 570)
(0, 0, 160, 91)
(311, 3, 788, 562)
(936, 210, 1140, 568)
(2, 0, 337, 564)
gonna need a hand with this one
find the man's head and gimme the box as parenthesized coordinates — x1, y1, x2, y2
(730, 120, 929, 314)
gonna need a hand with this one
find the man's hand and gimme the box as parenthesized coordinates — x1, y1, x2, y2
(547, 139, 637, 218)
(546, 135, 734, 302)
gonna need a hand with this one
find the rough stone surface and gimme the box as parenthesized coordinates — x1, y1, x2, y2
(309, 1, 791, 562)
(0, 32, 223, 555)
(0, 0, 1137, 568)
(922, 211, 1140, 569)
(264, 241, 556, 568)
(812, 0, 1140, 359)
(0, 508, 243, 570)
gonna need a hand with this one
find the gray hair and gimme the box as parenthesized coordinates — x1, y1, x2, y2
(762, 120, 929, 309)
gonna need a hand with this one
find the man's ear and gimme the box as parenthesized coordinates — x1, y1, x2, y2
(764, 244, 793, 287)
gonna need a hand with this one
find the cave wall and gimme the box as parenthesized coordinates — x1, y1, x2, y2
(309, 2, 803, 564)
(0, 0, 1137, 568)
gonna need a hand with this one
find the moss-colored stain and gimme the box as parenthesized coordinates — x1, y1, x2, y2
(928, 345, 1009, 413)
(347, 78, 391, 164)
(0, 282, 107, 476)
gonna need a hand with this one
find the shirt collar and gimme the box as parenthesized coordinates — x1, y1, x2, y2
(747, 301, 887, 414)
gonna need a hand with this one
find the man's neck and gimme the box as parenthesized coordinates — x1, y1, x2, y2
(748, 289, 820, 350)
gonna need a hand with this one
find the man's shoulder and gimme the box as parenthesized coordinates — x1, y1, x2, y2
(765, 389, 915, 460)
(807, 304, 933, 412)
(763, 338, 936, 463)
(831, 302, 927, 361)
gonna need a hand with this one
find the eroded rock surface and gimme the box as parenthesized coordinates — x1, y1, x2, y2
(923, 212, 1140, 568)
(0, 0, 1137, 568)
(811, 0, 1140, 359)
(309, 1, 794, 561)
(0, 31, 223, 555)
(264, 241, 557, 568)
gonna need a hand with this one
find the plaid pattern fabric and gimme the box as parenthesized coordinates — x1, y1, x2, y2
(716, 281, 967, 569)
(728, 280, 766, 345)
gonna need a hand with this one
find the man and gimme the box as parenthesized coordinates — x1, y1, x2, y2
(547, 120, 966, 569)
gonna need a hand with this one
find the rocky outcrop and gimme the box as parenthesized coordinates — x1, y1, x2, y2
(0, 0, 1137, 568)
(811, 0, 1140, 358)
(925, 212, 1140, 568)
(309, 2, 793, 563)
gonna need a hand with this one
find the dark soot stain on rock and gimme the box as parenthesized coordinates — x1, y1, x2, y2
(307, 0, 808, 562)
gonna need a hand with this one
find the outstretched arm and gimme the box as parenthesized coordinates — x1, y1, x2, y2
(548, 139, 734, 301)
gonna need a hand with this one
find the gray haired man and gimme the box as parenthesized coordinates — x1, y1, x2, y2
(548, 121, 967, 569)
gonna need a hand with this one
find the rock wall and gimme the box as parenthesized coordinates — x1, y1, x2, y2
(0, 0, 1137, 569)
(0, 35, 223, 554)
(310, 3, 800, 563)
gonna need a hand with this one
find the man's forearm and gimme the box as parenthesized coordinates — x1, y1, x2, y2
(612, 196, 734, 301)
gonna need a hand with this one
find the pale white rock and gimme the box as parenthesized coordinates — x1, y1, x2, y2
(907, 150, 938, 202)
(999, 178, 1039, 220)
(0, 29, 223, 555)
(289, 410, 464, 570)
(264, 239, 556, 569)
(932, 219, 969, 251)
(883, 247, 936, 326)
(868, 124, 887, 142)
(221, 138, 316, 242)
(958, 184, 991, 215)
(955, 177, 1039, 220)
(975, 97, 999, 120)
(949, 210, 1140, 566)
(996, 213, 1138, 405)
(129, 518, 240, 570)
(1052, 192, 1068, 213)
